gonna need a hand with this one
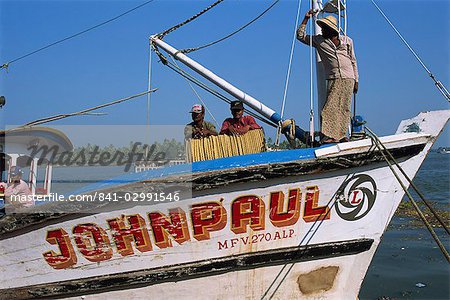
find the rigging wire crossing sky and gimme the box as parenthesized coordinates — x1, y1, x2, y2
(0, 0, 449, 146)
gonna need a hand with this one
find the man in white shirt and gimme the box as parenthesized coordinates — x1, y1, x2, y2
(0, 166, 33, 208)
(297, 10, 359, 143)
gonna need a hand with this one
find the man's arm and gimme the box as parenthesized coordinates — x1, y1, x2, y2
(246, 116, 262, 130)
(18, 181, 32, 196)
(296, 9, 318, 46)
(234, 116, 261, 135)
(204, 122, 218, 136)
(219, 119, 231, 135)
(184, 125, 193, 139)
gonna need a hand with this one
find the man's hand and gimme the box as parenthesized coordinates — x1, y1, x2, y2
(305, 9, 318, 18)
(192, 127, 203, 138)
(228, 127, 239, 136)
(301, 9, 317, 26)
(231, 125, 251, 136)
(240, 125, 251, 135)
(203, 128, 217, 136)
(353, 82, 359, 94)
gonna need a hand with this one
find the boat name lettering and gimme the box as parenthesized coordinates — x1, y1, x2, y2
(42, 185, 330, 269)
(217, 229, 295, 250)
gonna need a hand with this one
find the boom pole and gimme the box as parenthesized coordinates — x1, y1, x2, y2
(151, 36, 281, 124)
(150, 36, 306, 142)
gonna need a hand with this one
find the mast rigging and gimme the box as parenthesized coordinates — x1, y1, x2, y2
(371, 0, 450, 102)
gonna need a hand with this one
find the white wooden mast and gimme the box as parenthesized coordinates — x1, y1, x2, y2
(312, 0, 327, 133)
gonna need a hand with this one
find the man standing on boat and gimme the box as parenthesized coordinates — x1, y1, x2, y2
(297, 9, 359, 143)
(184, 104, 218, 139)
(220, 101, 261, 136)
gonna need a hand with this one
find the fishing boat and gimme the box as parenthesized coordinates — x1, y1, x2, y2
(0, 0, 449, 299)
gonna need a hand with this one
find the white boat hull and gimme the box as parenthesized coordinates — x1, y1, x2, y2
(0, 110, 448, 299)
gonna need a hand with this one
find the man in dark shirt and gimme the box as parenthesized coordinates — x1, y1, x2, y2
(220, 101, 261, 136)
(184, 104, 218, 139)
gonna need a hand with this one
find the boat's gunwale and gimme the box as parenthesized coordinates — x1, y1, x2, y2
(0, 140, 427, 238)
(71, 133, 431, 196)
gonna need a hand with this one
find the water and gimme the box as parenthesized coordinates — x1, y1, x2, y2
(360, 152, 450, 300)
(51, 165, 129, 194)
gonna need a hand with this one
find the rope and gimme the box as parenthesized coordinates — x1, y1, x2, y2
(145, 44, 154, 158)
(0, 0, 156, 70)
(21, 89, 156, 127)
(370, 0, 450, 102)
(308, 2, 315, 146)
(343, 0, 347, 35)
(366, 127, 450, 262)
(169, 56, 220, 128)
(365, 127, 449, 235)
(161, 57, 278, 128)
(276, 0, 302, 146)
(147, 45, 153, 127)
(164, 60, 273, 127)
(156, 0, 224, 39)
(180, 0, 280, 54)
(337, 0, 342, 36)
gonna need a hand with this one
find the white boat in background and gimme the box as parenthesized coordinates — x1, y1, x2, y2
(0, 0, 449, 299)
(0, 127, 73, 208)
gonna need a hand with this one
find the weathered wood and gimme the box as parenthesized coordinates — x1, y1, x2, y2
(0, 238, 373, 299)
(0, 143, 424, 237)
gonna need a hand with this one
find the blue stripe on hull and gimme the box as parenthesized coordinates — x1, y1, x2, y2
(70, 147, 326, 195)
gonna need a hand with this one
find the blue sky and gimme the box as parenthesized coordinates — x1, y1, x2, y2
(0, 0, 449, 146)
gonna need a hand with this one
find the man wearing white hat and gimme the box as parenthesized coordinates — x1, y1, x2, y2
(184, 104, 218, 139)
(297, 9, 359, 144)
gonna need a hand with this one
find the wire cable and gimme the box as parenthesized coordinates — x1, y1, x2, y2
(157, 0, 224, 38)
(371, 0, 450, 102)
(308, 3, 315, 146)
(22, 90, 156, 127)
(1, 0, 156, 70)
(169, 56, 220, 128)
(181, 0, 280, 54)
(147, 44, 153, 127)
(276, 0, 302, 146)
(366, 127, 450, 262)
(163, 59, 277, 128)
(365, 127, 450, 235)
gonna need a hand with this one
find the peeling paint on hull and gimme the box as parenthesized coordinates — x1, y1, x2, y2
(0, 111, 448, 299)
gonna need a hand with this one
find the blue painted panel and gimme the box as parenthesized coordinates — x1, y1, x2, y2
(0, 146, 332, 207)
(69, 146, 329, 195)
